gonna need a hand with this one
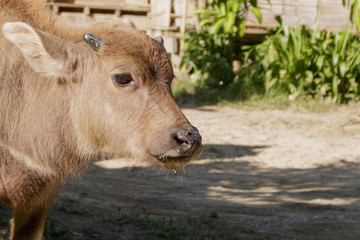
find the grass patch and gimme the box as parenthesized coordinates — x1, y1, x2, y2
(1, 203, 263, 239)
(116, 207, 243, 240)
(44, 223, 91, 240)
(228, 95, 338, 112)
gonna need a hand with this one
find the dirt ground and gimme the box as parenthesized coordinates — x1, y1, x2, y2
(3, 104, 360, 239)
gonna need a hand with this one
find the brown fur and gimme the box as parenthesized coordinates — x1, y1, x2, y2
(0, 0, 201, 239)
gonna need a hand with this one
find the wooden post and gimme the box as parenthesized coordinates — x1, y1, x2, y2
(84, 6, 91, 16)
(52, 4, 59, 14)
(198, 0, 206, 9)
(180, 0, 189, 36)
(151, 0, 171, 28)
(115, 8, 122, 17)
(180, 0, 189, 53)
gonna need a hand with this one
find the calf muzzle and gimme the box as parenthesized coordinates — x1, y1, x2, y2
(172, 128, 202, 158)
(155, 126, 202, 170)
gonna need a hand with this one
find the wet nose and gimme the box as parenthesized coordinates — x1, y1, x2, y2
(173, 128, 202, 157)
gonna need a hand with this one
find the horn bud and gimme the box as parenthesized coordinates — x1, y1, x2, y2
(83, 33, 103, 51)
(153, 36, 164, 45)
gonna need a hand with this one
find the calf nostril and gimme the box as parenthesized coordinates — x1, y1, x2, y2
(171, 128, 202, 156)
(174, 132, 191, 146)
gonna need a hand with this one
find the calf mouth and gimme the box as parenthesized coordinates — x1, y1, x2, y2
(156, 155, 192, 170)
(150, 127, 203, 170)
(158, 155, 192, 163)
(156, 148, 202, 170)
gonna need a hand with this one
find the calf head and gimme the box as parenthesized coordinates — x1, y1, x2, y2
(2, 22, 202, 170)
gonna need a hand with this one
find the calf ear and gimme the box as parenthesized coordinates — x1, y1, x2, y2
(2, 22, 77, 78)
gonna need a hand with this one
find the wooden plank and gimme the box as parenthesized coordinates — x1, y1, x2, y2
(174, 0, 197, 27)
(53, 0, 148, 4)
(83, 6, 90, 15)
(197, 0, 206, 9)
(130, 0, 148, 4)
(114, 9, 121, 17)
(56, 11, 150, 30)
(51, 0, 149, 10)
(283, 0, 317, 7)
(76, 0, 126, 4)
(151, 0, 171, 28)
(51, 0, 74, 3)
(163, 36, 178, 53)
(150, 26, 179, 31)
(258, 0, 317, 8)
(171, 13, 194, 19)
(51, 2, 150, 12)
(248, 0, 352, 30)
(282, 4, 297, 15)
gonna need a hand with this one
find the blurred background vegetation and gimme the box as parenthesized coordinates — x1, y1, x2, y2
(175, 0, 360, 104)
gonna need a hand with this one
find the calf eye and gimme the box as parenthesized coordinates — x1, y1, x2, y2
(112, 73, 133, 86)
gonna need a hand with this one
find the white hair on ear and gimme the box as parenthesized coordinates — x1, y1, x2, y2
(2, 22, 46, 58)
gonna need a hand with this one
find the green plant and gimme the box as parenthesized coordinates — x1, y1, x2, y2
(343, 0, 360, 30)
(197, 0, 262, 37)
(181, 0, 264, 89)
(44, 223, 91, 240)
(239, 16, 360, 102)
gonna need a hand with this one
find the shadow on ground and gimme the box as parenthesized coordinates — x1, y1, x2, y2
(199, 144, 268, 160)
(1, 144, 360, 240)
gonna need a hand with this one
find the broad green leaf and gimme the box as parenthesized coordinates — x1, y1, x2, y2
(311, 13, 320, 43)
(350, 53, 360, 69)
(224, 12, 235, 33)
(238, 20, 246, 37)
(339, 62, 347, 77)
(305, 70, 313, 84)
(268, 78, 278, 89)
(350, 0, 360, 30)
(316, 55, 325, 69)
(194, 9, 215, 15)
(199, 18, 213, 27)
(226, 0, 232, 14)
(232, 1, 240, 13)
(265, 69, 273, 93)
(332, 77, 339, 102)
(219, 2, 226, 15)
(355, 8, 360, 30)
(251, 7, 262, 23)
(332, 54, 339, 66)
(279, 69, 287, 79)
(340, 27, 350, 54)
(210, 18, 225, 35)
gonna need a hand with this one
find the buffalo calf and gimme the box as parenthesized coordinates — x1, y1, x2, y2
(0, 0, 202, 239)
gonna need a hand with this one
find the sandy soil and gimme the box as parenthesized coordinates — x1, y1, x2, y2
(3, 104, 360, 239)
